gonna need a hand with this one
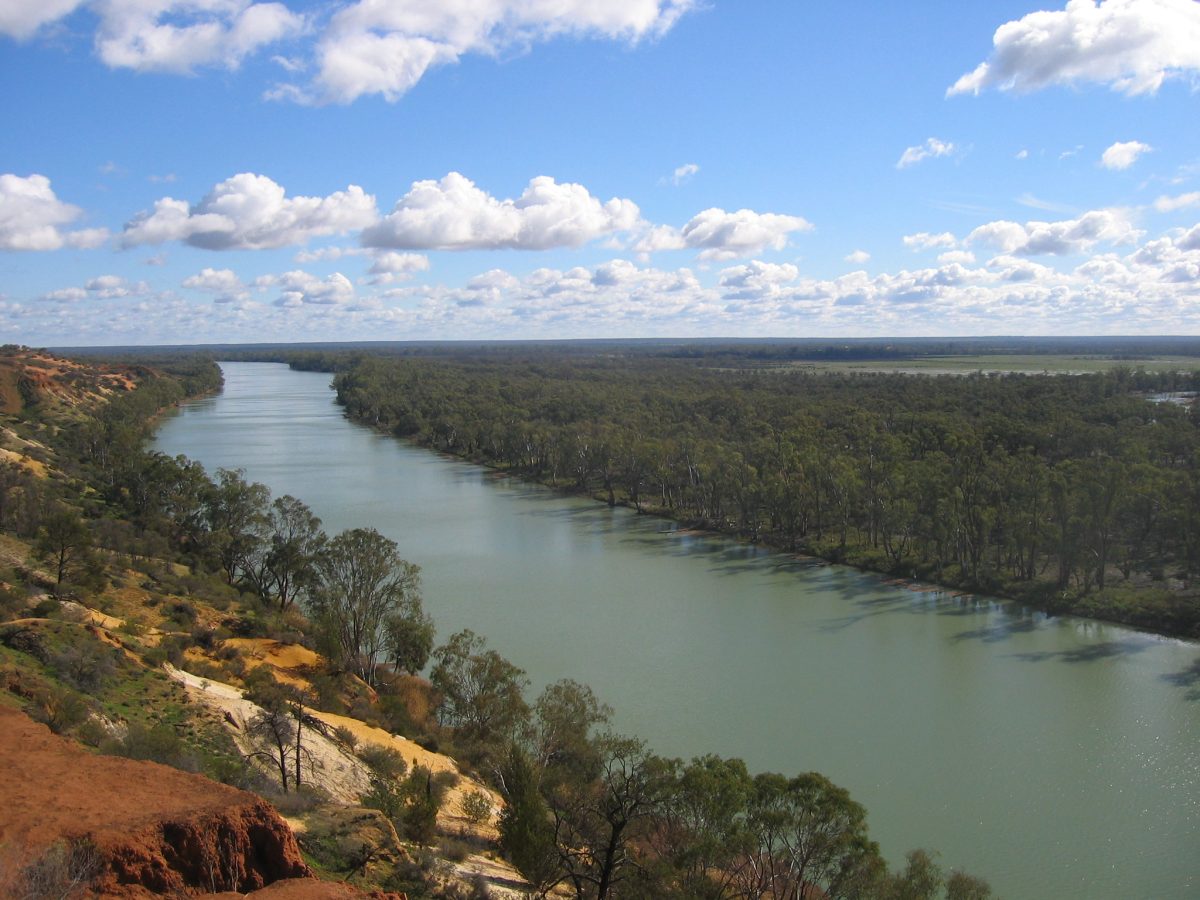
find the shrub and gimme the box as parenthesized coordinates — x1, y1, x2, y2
(436, 836, 471, 863)
(167, 600, 198, 628)
(459, 790, 492, 826)
(103, 722, 199, 772)
(30, 684, 90, 734)
(359, 744, 408, 780)
(48, 639, 117, 693)
(333, 725, 358, 751)
(16, 837, 102, 899)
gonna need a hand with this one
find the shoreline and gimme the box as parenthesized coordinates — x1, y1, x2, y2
(339, 406, 1198, 644)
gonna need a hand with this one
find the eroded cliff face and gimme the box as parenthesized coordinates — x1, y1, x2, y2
(0, 704, 312, 896)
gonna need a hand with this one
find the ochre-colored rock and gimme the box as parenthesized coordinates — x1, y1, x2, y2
(0, 704, 311, 896)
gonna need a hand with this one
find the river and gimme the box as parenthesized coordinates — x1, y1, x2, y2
(154, 362, 1200, 899)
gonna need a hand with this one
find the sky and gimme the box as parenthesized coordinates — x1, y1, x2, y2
(1, 0, 1199, 346)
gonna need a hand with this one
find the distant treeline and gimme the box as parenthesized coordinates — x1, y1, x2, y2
(57, 334, 1200, 367)
(318, 352, 1200, 638)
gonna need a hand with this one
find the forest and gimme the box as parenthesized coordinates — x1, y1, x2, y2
(263, 344, 1200, 639)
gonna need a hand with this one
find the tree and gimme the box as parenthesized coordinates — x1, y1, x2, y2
(35, 507, 95, 594)
(545, 734, 672, 900)
(498, 745, 559, 891)
(262, 495, 325, 610)
(531, 678, 612, 773)
(307, 528, 423, 686)
(737, 772, 883, 900)
(430, 629, 530, 750)
(384, 599, 435, 675)
(206, 468, 270, 585)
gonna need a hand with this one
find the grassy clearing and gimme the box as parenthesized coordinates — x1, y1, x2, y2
(773, 354, 1200, 375)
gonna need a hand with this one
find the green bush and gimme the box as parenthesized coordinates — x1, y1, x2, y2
(359, 744, 408, 779)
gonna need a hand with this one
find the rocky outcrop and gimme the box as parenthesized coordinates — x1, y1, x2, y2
(0, 704, 312, 896)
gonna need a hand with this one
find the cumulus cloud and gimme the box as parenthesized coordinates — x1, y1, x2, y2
(903, 232, 957, 251)
(718, 261, 800, 299)
(967, 208, 1140, 256)
(1154, 191, 1200, 212)
(1100, 140, 1152, 170)
(93, 0, 303, 74)
(0, 0, 84, 39)
(1179, 224, 1200, 251)
(844, 250, 871, 264)
(366, 251, 430, 284)
(39, 274, 147, 302)
(21, 219, 1200, 342)
(636, 207, 812, 262)
(896, 138, 957, 169)
(120, 173, 377, 250)
(284, 0, 696, 104)
(362, 172, 639, 252)
(938, 250, 977, 265)
(257, 269, 355, 306)
(949, 0, 1200, 97)
(183, 267, 249, 303)
(0, 173, 109, 251)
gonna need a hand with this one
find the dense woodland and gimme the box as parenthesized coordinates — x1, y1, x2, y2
(0, 347, 996, 897)
(293, 348, 1200, 638)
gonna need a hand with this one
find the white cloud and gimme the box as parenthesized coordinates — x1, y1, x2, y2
(367, 251, 430, 284)
(21, 219, 1200, 342)
(362, 172, 640, 251)
(903, 232, 957, 251)
(0, 0, 84, 39)
(288, 0, 696, 104)
(718, 261, 800, 299)
(1100, 140, 1152, 170)
(669, 163, 699, 186)
(1179, 224, 1200, 251)
(120, 173, 378, 250)
(1017, 193, 1076, 214)
(183, 266, 249, 303)
(294, 245, 367, 263)
(39, 287, 88, 303)
(0, 173, 109, 251)
(949, 0, 1200, 97)
(938, 250, 977, 265)
(967, 208, 1140, 256)
(1154, 191, 1200, 212)
(93, 0, 304, 74)
(896, 138, 956, 169)
(258, 269, 356, 306)
(1016, 149, 1029, 160)
(844, 249, 871, 264)
(642, 207, 812, 261)
(39, 274, 147, 302)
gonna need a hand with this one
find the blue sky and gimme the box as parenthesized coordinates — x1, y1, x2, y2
(2, 0, 1199, 345)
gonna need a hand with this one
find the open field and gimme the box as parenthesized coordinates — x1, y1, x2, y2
(770, 354, 1200, 375)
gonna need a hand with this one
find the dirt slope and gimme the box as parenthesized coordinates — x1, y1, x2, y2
(0, 704, 311, 896)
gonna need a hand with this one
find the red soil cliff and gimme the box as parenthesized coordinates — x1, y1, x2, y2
(0, 704, 312, 896)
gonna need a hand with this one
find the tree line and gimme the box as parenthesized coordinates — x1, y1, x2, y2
(322, 353, 1200, 638)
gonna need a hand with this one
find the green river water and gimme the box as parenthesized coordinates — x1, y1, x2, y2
(153, 362, 1200, 899)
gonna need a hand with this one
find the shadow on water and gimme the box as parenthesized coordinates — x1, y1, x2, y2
(950, 616, 1041, 645)
(1161, 659, 1200, 701)
(1008, 640, 1150, 665)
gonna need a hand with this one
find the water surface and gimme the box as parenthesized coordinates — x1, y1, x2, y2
(154, 362, 1200, 899)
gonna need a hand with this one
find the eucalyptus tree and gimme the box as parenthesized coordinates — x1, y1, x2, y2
(307, 527, 424, 686)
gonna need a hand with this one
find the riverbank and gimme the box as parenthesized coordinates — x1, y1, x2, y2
(363, 418, 1200, 644)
